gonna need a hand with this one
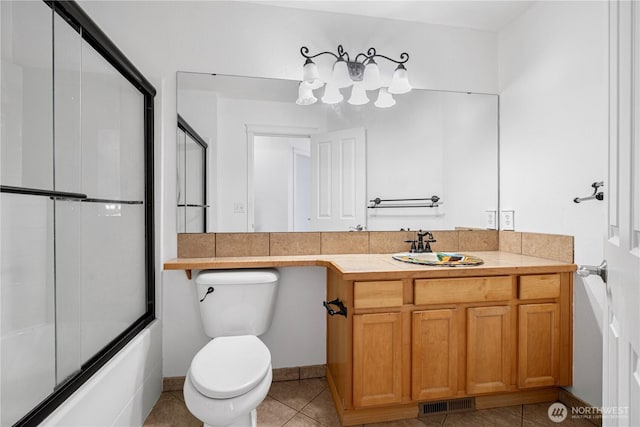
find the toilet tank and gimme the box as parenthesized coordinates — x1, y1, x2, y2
(195, 269, 280, 338)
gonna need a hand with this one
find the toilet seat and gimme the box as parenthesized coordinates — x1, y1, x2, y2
(189, 335, 271, 399)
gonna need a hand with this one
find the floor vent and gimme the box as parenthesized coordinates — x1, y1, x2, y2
(419, 397, 475, 416)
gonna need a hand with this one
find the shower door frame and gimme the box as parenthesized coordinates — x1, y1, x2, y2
(3, 1, 157, 425)
(177, 113, 209, 233)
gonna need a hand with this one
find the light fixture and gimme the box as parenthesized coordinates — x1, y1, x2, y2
(296, 82, 317, 105)
(388, 63, 411, 94)
(374, 87, 396, 108)
(348, 82, 369, 106)
(321, 83, 343, 104)
(297, 45, 411, 108)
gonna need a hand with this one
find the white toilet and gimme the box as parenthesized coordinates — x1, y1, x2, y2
(184, 269, 280, 427)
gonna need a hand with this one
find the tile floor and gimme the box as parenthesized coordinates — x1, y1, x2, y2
(143, 378, 597, 427)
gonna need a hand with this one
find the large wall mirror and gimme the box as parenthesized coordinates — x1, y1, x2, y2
(177, 71, 498, 233)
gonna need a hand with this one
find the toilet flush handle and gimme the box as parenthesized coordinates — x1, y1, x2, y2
(199, 286, 215, 302)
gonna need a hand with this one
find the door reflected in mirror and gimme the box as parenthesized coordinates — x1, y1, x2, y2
(177, 72, 498, 233)
(252, 134, 311, 232)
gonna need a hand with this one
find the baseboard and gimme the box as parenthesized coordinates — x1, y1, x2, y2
(162, 376, 185, 392)
(163, 364, 327, 392)
(559, 389, 602, 427)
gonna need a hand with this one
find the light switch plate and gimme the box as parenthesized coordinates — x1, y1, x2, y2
(233, 202, 245, 214)
(500, 210, 515, 231)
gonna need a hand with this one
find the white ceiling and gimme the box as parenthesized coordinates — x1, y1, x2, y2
(250, 0, 535, 32)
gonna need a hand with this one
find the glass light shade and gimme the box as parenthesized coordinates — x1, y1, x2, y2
(302, 59, 320, 83)
(374, 87, 396, 108)
(362, 60, 383, 91)
(331, 59, 353, 88)
(321, 83, 344, 104)
(388, 64, 411, 94)
(307, 78, 324, 90)
(296, 82, 317, 105)
(348, 82, 369, 106)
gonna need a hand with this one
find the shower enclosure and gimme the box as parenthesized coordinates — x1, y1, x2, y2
(177, 114, 208, 233)
(0, 1, 155, 425)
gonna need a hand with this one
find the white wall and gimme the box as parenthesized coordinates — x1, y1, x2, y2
(78, 0, 499, 392)
(499, 1, 608, 406)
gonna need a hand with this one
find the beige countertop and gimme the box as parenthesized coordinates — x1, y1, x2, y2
(163, 251, 577, 280)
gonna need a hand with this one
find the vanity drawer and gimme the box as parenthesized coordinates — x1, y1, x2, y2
(518, 274, 561, 300)
(414, 276, 512, 305)
(354, 280, 403, 309)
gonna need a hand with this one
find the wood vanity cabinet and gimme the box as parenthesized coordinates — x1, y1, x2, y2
(353, 312, 403, 407)
(465, 305, 513, 394)
(326, 270, 573, 426)
(517, 274, 563, 389)
(412, 308, 458, 400)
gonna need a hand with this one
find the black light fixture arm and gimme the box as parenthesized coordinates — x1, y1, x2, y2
(301, 45, 345, 61)
(302, 45, 408, 66)
(356, 47, 410, 65)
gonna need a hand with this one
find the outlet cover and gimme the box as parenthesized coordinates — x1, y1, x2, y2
(485, 210, 497, 229)
(500, 210, 515, 231)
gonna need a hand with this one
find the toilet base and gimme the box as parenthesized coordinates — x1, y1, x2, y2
(184, 366, 271, 427)
(204, 409, 256, 427)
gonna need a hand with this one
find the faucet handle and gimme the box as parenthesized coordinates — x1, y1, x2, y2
(404, 239, 417, 253)
(422, 232, 436, 252)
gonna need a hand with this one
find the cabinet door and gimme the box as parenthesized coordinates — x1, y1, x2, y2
(518, 303, 560, 388)
(353, 313, 402, 407)
(466, 306, 513, 394)
(412, 309, 458, 400)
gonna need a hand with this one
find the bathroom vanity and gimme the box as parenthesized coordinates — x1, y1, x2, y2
(165, 238, 575, 426)
(321, 252, 574, 425)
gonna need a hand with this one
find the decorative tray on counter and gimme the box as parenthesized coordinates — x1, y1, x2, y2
(392, 252, 484, 267)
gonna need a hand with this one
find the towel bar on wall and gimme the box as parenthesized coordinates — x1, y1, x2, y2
(573, 181, 604, 203)
(368, 195, 442, 209)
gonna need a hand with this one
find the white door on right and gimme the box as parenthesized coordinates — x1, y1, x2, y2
(603, 2, 640, 426)
(310, 127, 366, 231)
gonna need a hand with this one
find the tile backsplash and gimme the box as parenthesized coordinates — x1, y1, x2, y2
(177, 229, 574, 263)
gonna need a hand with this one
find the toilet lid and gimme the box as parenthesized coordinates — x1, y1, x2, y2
(190, 335, 271, 399)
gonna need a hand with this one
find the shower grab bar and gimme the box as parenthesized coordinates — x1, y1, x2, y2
(368, 195, 441, 209)
(0, 185, 87, 200)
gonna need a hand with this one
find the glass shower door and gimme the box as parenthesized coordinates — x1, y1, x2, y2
(53, 3, 84, 387)
(1, 2, 57, 425)
(1, 1, 154, 424)
(75, 26, 147, 364)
